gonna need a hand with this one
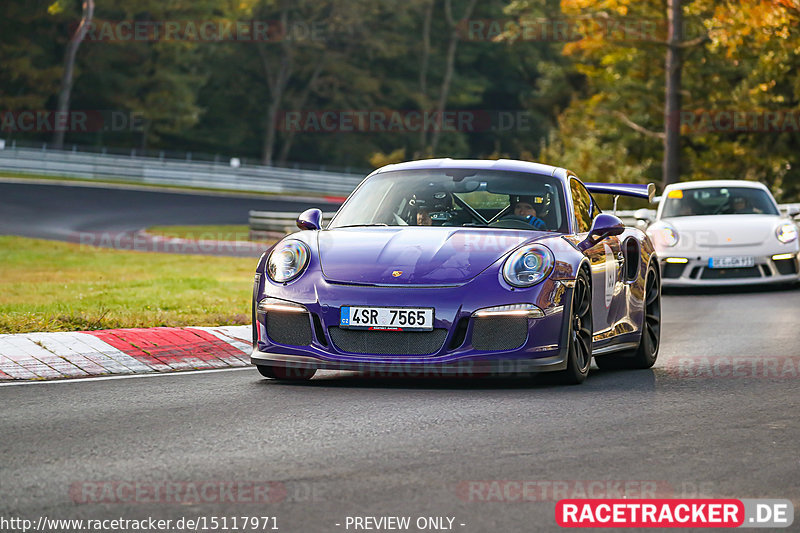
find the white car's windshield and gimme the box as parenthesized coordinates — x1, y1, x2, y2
(661, 186, 779, 218)
(329, 169, 569, 232)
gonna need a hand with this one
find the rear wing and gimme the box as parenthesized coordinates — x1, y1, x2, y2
(584, 182, 656, 203)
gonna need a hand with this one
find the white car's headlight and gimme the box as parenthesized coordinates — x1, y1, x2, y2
(776, 223, 798, 244)
(502, 244, 554, 287)
(267, 240, 310, 282)
(662, 226, 679, 247)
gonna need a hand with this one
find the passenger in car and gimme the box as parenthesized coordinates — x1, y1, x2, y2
(416, 207, 433, 226)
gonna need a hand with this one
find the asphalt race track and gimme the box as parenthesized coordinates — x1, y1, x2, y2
(2, 287, 798, 532)
(0, 180, 338, 243)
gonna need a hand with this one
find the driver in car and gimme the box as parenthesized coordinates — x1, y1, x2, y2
(731, 195, 763, 214)
(508, 195, 547, 230)
(410, 190, 452, 226)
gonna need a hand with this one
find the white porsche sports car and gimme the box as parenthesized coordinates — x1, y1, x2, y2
(640, 180, 800, 287)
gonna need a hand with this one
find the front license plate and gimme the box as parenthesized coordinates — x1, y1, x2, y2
(340, 306, 434, 331)
(708, 256, 755, 269)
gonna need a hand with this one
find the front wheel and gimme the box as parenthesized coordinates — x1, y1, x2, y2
(256, 364, 316, 381)
(552, 268, 593, 384)
(596, 263, 661, 370)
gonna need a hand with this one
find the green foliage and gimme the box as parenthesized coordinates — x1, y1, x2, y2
(3, 0, 563, 168)
(0, 1, 65, 110)
(511, 0, 800, 200)
(2, 0, 798, 200)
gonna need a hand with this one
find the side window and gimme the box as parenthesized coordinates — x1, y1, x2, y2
(570, 178, 594, 233)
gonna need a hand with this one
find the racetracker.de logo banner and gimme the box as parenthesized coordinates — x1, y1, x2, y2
(555, 499, 794, 528)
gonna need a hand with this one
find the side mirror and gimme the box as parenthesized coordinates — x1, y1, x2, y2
(296, 208, 323, 231)
(578, 213, 625, 251)
(787, 206, 800, 218)
(633, 208, 655, 223)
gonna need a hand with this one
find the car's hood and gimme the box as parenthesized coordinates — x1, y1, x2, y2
(659, 214, 783, 247)
(318, 227, 543, 285)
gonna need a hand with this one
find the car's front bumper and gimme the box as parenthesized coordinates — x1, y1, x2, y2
(658, 252, 799, 287)
(250, 350, 569, 376)
(250, 274, 574, 375)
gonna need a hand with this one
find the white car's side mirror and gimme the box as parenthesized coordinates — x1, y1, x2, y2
(787, 206, 800, 218)
(633, 208, 655, 223)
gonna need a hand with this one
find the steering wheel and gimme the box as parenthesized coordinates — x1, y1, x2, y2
(489, 215, 547, 230)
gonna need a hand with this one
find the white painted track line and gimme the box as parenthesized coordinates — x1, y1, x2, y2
(0, 366, 254, 387)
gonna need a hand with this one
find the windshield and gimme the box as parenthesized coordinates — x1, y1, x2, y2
(661, 186, 778, 218)
(329, 169, 569, 232)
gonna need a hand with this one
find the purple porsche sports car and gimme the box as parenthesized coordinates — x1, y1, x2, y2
(251, 159, 660, 384)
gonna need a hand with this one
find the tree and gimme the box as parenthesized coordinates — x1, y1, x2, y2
(428, 0, 479, 155)
(52, 0, 94, 150)
(524, 0, 799, 199)
(662, 0, 682, 186)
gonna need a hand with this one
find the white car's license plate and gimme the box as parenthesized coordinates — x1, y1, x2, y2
(708, 256, 755, 269)
(340, 306, 434, 331)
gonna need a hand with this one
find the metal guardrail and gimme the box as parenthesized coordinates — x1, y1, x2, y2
(4, 143, 797, 231)
(248, 210, 336, 239)
(0, 146, 365, 196)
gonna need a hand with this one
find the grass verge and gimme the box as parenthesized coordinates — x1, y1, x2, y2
(0, 236, 257, 333)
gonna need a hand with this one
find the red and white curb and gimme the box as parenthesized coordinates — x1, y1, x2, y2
(0, 326, 252, 381)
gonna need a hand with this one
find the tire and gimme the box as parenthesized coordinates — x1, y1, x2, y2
(595, 263, 661, 370)
(256, 364, 316, 381)
(552, 268, 593, 385)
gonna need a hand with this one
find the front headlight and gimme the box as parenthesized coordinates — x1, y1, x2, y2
(267, 240, 310, 282)
(502, 244, 554, 287)
(662, 226, 679, 247)
(776, 223, 798, 244)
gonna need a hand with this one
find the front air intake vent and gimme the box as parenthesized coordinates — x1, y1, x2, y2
(471, 317, 528, 351)
(700, 267, 761, 280)
(266, 311, 313, 346)
(328, 328, 447, 355)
